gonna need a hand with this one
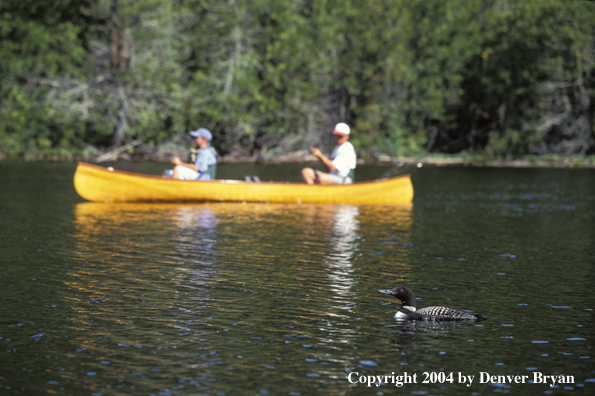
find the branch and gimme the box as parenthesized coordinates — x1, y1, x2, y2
(95, 139, 143, 162)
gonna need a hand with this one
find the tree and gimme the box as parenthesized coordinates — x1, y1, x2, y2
(0, 0, 90, 156)
(1, 0, 593, 159)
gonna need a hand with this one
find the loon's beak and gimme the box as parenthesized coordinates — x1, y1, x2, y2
(378, 289, 394, 295)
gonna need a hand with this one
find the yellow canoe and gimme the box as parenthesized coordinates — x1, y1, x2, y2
(73, 162, 414, 205)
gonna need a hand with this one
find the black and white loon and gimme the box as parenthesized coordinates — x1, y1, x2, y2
(379, 286, 489, 321)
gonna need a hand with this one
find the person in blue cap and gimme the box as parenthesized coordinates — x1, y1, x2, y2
(164, 128, 218, 180)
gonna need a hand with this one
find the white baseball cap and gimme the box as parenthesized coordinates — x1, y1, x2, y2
(332, 122, 350, 136)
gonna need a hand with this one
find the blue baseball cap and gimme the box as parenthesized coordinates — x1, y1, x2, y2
(189, 128, 212, 141)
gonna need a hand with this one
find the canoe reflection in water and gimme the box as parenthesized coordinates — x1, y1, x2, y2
(71, 203, 224, 338)
(70, 202, 414, 370)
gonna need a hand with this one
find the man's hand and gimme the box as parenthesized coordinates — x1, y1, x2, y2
(310, 146, 322, 158)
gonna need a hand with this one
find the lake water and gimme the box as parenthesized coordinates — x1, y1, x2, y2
(0, 161, 594, 395)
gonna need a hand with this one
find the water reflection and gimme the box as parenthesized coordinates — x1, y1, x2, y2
(301, 205, 361, 299)
(326, 205, 359, 299)
(4, 163, 595, 395)
(68, 202, 414, 393)
(296, 204, 414, 377)
(172, 206, 218, 288)
(70, 203, 229, 375)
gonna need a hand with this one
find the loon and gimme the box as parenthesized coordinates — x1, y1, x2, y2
(379, 286, 489, 321)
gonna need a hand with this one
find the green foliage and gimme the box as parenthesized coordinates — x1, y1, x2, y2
(0, 0, 594, 158)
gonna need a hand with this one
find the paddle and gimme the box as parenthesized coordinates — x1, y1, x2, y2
(377, 162, 421, 179)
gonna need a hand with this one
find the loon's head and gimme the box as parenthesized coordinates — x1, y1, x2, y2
(378, 286, 417, 308)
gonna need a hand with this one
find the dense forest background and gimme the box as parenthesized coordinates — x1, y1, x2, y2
(1, 0, 594, 161)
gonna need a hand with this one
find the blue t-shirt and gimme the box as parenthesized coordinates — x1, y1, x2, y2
(194, 147, 217, 180)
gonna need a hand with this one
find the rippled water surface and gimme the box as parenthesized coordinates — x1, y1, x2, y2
(1, 162, 594, 395)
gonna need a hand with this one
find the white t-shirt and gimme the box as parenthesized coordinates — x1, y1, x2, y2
(330, 141, 356, 177)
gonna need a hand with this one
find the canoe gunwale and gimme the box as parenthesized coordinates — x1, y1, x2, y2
(75, 161, 411, 187)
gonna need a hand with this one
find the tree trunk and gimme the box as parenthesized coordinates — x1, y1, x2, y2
(109, 0, 120, 69)
(111, 83, 128, 148)
(108, 0, 131, 148)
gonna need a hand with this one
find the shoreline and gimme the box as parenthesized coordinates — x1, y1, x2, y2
(222, 154, 595, 168)
(1, 151, 594, 168)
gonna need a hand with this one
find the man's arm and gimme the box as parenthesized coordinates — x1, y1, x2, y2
(311, 147, 337, 172)
(171, 156, 199, 172)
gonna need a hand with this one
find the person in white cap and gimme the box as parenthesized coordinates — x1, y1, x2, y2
(301, 122, 356, 185)
(163, 128, 218, 180)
